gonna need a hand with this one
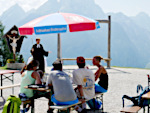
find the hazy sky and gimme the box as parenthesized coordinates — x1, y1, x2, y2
(0, 0, 48, 15)
(95, 0, 150, 16)
(0, 0, 150, 16)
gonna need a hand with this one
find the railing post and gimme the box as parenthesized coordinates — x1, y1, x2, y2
(107, 16, 111, 68)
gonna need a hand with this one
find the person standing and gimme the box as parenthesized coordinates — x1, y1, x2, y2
(31, 38, 50, 72)
(92, 56, 108, 93)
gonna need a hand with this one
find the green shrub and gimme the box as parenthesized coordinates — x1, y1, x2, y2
(7, 59, 15, 63)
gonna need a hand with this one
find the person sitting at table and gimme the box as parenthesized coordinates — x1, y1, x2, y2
(20, 60, 51, 112)
(20, 60, 42, 98)
(72, 56, 95, 112)
(92, 56, 108, 93)
(46, 59, 78, 113)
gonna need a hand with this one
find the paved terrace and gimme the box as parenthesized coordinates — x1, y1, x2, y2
(0, 65, 149, 113)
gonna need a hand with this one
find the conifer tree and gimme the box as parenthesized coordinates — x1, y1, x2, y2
(0, 22, 13, 66)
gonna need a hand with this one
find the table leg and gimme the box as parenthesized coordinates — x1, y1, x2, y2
(143, 106, 145, 113)
(12, 73, 14, 94)
(31, 99, 34, 113)
(148, 105, 149, 113)
(1, 74, 2, 97)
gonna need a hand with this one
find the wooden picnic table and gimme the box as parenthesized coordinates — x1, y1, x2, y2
(0, 70, 20, 97)
(24, 85, 51, 92)
(23, 85, 51, 113)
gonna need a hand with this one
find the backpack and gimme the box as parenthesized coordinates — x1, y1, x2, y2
(2, 95, 21, 113)
(122, 85, 150, 107)
(87, 98, 102, 109)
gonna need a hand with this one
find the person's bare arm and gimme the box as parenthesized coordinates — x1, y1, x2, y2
(20, 65, 27, 74)
(31, 71, 42, 84)
(95, 67, 103, 81)
(77, 85, 86, 103)
(21, 72, 25, 77)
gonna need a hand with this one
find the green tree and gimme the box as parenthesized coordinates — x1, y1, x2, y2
(0, 21, 13, 66)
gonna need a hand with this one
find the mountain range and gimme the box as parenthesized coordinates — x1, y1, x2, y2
(1, 0, 150, 68)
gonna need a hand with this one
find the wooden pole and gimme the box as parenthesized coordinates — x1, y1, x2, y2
(13, 53, 16, 62)
(57, 33, 61, 59)
(96, 16, 111, 68)
(107, 16, 111, 68)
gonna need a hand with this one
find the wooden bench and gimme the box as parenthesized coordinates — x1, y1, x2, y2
(120, 105, 142, 113)
(50, 93, 104, 113)
(120, 95, 142, 113)
(0, 84, 20, 89)
(0, 83, 20, 96)
(21, 99, 34, 113)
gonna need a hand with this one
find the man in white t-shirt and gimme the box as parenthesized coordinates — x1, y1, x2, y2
(73, 56, 95, 112)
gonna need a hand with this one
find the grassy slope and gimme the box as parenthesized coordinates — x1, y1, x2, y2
(0, 65, 7, 70)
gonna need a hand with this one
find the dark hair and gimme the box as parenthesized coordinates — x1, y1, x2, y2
(52, 60, 62, 71)
(36, 38, 40, 41)
(94, 56, 103, 62)
(77, 63, 85, 68)
(26, 60, 39, 70)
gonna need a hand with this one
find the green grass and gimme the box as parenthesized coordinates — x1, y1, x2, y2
(0, 65, 7, 70)
(112, 66, 150, 70)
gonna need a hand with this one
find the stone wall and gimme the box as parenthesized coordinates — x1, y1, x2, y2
(7, 63, 25, 69)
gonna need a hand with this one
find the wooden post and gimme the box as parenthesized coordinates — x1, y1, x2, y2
(107, 16, 111, 68)
(96, 16, 111, 68)
(57, 33, 61, 59)
(13, 53, 16, 62)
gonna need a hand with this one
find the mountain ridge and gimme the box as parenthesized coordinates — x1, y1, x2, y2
(1, 0, 150, 68)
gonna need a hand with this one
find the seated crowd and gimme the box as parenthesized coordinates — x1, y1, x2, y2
(19, 56, 109, 113)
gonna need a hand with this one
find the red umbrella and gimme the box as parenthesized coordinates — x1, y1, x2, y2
(19, 12, 100, 59)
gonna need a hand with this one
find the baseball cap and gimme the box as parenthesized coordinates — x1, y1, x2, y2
(77, 56, 85, 63)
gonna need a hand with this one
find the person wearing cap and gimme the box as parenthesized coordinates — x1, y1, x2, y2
(31, 38, 50, 72)
(93, 56, 108, 93)
(46, 60, 78, 112)
(72, 56, 95, 112)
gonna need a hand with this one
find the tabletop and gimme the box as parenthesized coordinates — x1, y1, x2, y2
(24, 85, 51, 92)
(0, 70, 20, 75)
(120, 106, 141, 113)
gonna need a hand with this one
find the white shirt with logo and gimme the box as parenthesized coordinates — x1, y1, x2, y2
(73, 68, 95, 99)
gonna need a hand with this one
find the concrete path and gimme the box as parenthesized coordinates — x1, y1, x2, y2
(0, 66, 149, 113)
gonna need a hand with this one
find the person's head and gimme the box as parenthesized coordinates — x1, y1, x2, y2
(36, 38, 40, 44)
(26, 60, 39, 70)
(20, 55, 23, 58)
(52, 59, 62, 71)
(76, 56, 85, 68)
(92, 56, 103, 65)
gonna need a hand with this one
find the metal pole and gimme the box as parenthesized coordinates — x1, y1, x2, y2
(57, 33, 61, 59)
(1, 74, 2, 97)
(107, 16, 111, 68)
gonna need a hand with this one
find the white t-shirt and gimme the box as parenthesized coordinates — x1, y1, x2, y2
(73, 68, 95, 99)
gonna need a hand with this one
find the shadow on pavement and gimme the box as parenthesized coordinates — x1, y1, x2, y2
(110, 68, 131, 74)
(0, 97, 5, 110)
